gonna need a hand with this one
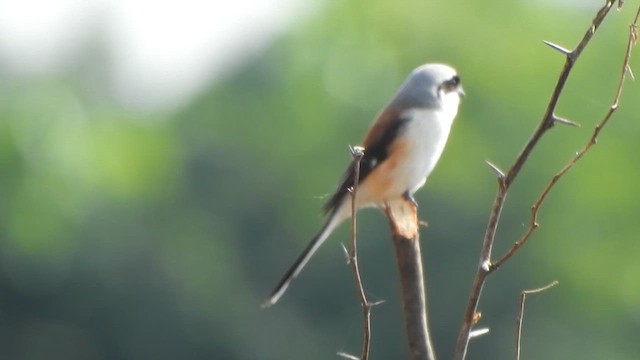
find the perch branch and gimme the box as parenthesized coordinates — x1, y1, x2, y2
(384, 201, 436, 360)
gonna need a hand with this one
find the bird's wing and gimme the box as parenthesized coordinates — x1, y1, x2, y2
(322, 106, 409, 214)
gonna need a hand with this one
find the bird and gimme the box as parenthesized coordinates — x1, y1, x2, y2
(263, 63, 464, 307)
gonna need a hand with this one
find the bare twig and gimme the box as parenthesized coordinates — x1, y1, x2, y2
(516, 281, 559, 360)
(384, 200, 435, 360)
(453, 2, 638, 358)
(493, 4, 640, 271)
(339, 145, 374, 360)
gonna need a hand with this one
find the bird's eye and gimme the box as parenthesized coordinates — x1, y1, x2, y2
(440, 75, 461, 93)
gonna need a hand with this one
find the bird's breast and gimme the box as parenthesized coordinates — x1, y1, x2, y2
(355, 105, 457, 206)
(394, 106, 457, 192)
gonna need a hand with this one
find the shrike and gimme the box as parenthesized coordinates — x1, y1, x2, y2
(263, 63, 464, 307)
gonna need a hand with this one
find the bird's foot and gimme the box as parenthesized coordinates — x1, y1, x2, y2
(403, 191, 418, 209)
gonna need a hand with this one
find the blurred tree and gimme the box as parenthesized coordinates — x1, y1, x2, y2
(0, 0, 638, 359)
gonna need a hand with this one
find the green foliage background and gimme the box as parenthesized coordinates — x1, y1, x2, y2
(1, 0, 639, 359)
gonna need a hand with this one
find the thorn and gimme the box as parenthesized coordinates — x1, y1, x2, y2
(552, 115, 580, 127)
(626, 64, 635, 81)
(469, 327, 490, 339)
(337, 352, 359, 360)
(542, 40, 571, 56)
(340, 243, 351, 264)
(485, 160, 505, 179)
(481, 260, 492, 272)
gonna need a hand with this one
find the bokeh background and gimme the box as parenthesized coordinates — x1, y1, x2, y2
(1, 0, 639, 359)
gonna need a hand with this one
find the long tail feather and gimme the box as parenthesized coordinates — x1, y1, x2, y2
(262, 206, 348, 307)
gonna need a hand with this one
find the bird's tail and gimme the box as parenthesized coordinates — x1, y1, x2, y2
(262, 205, 348, 307)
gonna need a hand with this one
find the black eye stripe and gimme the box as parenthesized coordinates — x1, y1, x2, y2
(439, 75, 461, 92)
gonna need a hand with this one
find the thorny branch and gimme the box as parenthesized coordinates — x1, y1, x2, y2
(337, 145, 377, 360)
(493, 4, 640, 271)
(515, 281, 559, 360)
(454, 1, 639, 358)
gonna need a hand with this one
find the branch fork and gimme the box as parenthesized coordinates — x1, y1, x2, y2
(454, 1, 639, 358)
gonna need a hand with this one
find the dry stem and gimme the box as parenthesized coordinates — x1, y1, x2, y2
(384, 201, 435, 360)
(515, 281, 559, 360)
(492, 4, 640, 271)
(454, 1, 638, 358)
(337, 145, 374, 360)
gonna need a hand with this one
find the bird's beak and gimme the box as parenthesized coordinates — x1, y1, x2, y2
(457, 86, 465, 99)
